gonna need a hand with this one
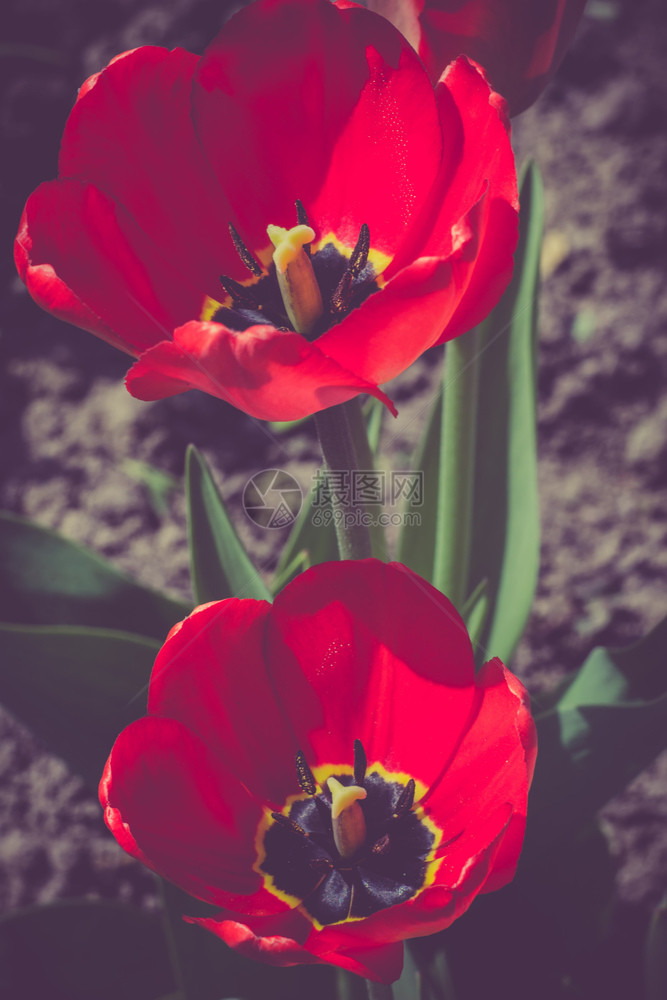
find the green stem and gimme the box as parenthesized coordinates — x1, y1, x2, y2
(343, 398, 387, 560)
(157, 877, 187, 998)
(365, 981, 394, 1000)
(432, 329, 480, 608)
(336, 967, 360, 1000)
(314, 403, 373, 561)
(345, 397, 374, 470)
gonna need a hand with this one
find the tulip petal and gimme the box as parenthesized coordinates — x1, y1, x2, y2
(100, 562, 534, 976)
(429, 58, 518, 341)
(59, 46, 238, 297)
(301, 809, 510, 948)
(319, 256, 457, 385)
(16, 180, 205, 354)
(192, 0, 441, 260)
(416, 0, 587, 115)
(100, 716, 265, 905)
(187, 908, 314, 966)
(125, 320, 396, 420)
(16, 2, 520, 420)
(190, 910, 405, 983)
(14, 203, 128, 355)
(266, 560, 477, 787)
(423, 657, 536, 889)
(384, 56, 518, 345)
(147, 600, 302, 808)
(310, 9, 443, 259)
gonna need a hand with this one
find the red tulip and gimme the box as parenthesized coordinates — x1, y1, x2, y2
(16, 0, 518, 421)
(364, 0, 587, 115)
(100, 560, 536, 983)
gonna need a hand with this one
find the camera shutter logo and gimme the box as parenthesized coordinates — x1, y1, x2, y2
(243, 469, 303, 528)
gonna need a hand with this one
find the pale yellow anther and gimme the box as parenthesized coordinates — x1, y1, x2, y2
(327, 777, 367, 859)
(266, 223, 323, 336)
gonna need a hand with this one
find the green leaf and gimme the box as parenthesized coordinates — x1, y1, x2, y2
(529, 697, 667, 860)
(0, 511, 190, 638)
(440, 822, 616, 1000)
(270, 549, 310, 594)
(272, 483, 338, 588)
(432, 326, 482, 610)
(461, 578, 489, 651)
(0, 901, 174, 1000)
(557, 614, 667, 707)
(398, 161, 542, 638)
(395, 390, 442, 581)
(185, 445, 271, 604)
(466, 160, 543, 665)
(401, 938, 458, 1000)
(121, 458, 180, 517)
(363, 396, 385, 455)
(266, 415, 309, 433)
(0, 623, 158, 788)
(526, 617, 667, 861)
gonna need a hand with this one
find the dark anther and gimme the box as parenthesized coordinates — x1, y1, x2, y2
(353, 739, 367, 786)
(371, 833, 391, 857)
(295, 199, 309, 226)
(229, 223, 263, 276)
(329, 223, 370, 316)
(295, 750, 317, 795)
(271, 812, 310, 840)
(295, 199, 311, 256)
(329, 271, 353, 316)
(348, 223, 370, 279)
(309, 856, 334, 874)
(392, 779, 416, 819)
(219, 274, 259, 309)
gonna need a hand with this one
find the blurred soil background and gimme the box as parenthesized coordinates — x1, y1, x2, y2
(0, 0, 665, 996)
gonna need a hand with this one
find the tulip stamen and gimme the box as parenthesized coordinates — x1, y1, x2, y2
(260, 748, 438, 927)
(218, 274, 259, 309)
(295, 750, 317, 795)
(271, 811, 311, 840)
(392, 778, 416, 819)
(229, 223, 263, 276)
(330, 223, 371, 316)
(213, 216, 381, 338)
(302, 857, 337, 908)
(353, 738, 367, 786)
(348, 223, 371, 278)
(371, 833, 391, 857)
(294, 199, 311, 256)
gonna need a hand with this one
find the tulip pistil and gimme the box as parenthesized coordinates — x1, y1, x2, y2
(215, 204, 381, 339)
(327, 776, 367, 859)
(267, 223, 324, 336)
(258, 741, 440, 927)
